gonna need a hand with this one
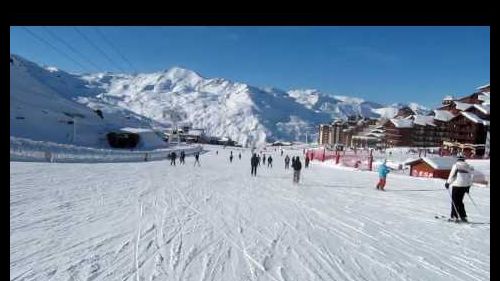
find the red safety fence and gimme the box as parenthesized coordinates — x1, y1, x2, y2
(306, 147, 373, 171)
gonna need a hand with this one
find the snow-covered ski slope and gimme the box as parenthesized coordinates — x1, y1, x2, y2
(10, 146, 489, 281)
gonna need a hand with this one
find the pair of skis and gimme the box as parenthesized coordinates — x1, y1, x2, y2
(434, 215, 489, 225)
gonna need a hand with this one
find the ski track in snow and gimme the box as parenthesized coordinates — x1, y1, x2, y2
(10, 146, 489, 281)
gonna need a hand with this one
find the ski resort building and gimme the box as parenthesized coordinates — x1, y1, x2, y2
(318, 124, 331, 145)
(318, 117, 376, 148)
(383, 118, 414, 146)
(404, 157, 455, 179)
(381, 83, 490, 158)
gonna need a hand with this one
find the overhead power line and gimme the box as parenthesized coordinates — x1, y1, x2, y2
(73, 27, 126, 73)
(42, 27, 102, 72)
(21, 26, 87, 73)
(93, 27, 138, 74)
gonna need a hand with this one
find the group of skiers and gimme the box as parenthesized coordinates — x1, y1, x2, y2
(168, 146, 476, 223)
(168, 151, 201, 166)
(249, 151, 305, 184)
(169, 151, 186, 165)
(228, 151, 242, 163)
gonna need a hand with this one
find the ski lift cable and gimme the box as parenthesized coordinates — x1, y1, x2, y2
(93, 27, 138, 74)
(21, 27, 87, 73)
(42, 27, 103, 72)
(73, 27, 126, 73)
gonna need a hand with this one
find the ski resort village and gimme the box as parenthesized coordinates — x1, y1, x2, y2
(10, 27, 489, 281)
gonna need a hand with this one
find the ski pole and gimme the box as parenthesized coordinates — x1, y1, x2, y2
(467, 193, 485, 217)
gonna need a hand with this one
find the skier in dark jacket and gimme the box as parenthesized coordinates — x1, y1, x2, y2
(257, 155, 261, 166)
(292, 156, 302, 183)
(230, 151, 234, 163)
(268, 156, 273, 167)
(251, 153, 259, 176)
(262, 154, 266, 165)
(305, 155, 310, 168)
(238, 152, 241, 160)
(194, 152, 201, 167)
(170, 152, 177, 166)
(180, 151, 185, 164)
(284, 155, 291, 169)
(281, 149, 283, 156)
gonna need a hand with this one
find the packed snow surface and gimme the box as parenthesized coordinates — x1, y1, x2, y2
(11, 146, 489, 281)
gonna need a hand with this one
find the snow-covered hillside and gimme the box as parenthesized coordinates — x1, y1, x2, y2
(10, 55, 166, 149)
(11, 146, 490, 280)
(81, 70, 429, 147)
(11, 54, 430, 147)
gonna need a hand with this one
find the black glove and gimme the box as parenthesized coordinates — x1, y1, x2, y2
(465, 187, 470, 193)
(445, 183, 449, 189)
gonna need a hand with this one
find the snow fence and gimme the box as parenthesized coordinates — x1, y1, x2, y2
(10, 137, 203, 163)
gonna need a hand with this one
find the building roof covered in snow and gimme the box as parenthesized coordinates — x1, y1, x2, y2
(443, 95, 454, 101)
(352, 135, 380, 140)
(461, 112, 490, 126)
(473, 104, 490, 115)
(389, 118, 413, 128)
(186, 129, 205, 136)
(477, 83, 490, 90)
(413, 115, 436, 126)
(365, 133, 384, 138)
(405, 156, 457, 170)
(119, 127, 156, 133)
(433, 110, 456, 122)
(454, 101, 474, 111)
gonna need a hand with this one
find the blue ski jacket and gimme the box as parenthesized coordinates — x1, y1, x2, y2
(378, 163, 390, 178)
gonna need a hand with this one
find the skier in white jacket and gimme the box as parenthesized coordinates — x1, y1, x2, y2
(445, 155, 474, 222)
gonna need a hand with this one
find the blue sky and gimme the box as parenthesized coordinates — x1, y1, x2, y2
(10, 26, 489, 107)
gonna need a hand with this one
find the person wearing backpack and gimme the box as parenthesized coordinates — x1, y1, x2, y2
(284, 155, 290, 169)
(250, 153, 259, 176)
(292, 156, 302, 184)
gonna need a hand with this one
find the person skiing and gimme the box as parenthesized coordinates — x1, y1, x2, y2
(180, 151, 185, 165)
(262, 154, 266, 165)
(267, 156, 273, 167)
(376, 159, 390, 190)
(284, 155, 290, 169)
(445, 155, 474, 222)
(229, 151, 234, 163)
(238, 152, 241, 160)
(194, 152, 201, 167)
(216, 150, 218, 155)
(281, 149, 283, 156)
(170, 152, 177, 166)
(305, 155, 310, 168)
(292, 156, 302, 184)
(251, 153, 259, 176)
(257, 154, 261, 166)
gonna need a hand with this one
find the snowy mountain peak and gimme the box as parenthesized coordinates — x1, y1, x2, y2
(164, 66, 204, 82)
(11, 54, 433, 147)
(390, 102, 431, 115)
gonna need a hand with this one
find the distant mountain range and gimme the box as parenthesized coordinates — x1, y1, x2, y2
(10, 54, 430, 147)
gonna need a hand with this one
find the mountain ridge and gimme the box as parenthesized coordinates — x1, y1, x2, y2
(11, 54, 431, 147)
